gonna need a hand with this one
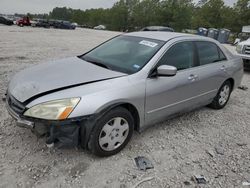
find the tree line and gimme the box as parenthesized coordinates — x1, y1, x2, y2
(28, 0, 249, 33)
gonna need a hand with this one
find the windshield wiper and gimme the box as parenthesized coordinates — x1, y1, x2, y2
(82, 57, 111, 70)
(89, 60, 110, 69)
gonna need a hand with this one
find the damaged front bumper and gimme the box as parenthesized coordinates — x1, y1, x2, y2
(6, 99, 94, 148)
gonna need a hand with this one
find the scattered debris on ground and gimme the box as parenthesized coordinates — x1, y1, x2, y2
(191, 175, 207, 184)
(215, 146, 225, 155)
(2, 97, 6, 102)
(183, 181, 191, 185)
(134, 156, 154, 171)
(243, 182, 250, 186)
(236, 142, 247, 147)
(238, 85, 248, 91)
(205, 149, 215, 157)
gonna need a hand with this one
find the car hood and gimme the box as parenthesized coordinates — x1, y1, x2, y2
(8, 57, 126, 103)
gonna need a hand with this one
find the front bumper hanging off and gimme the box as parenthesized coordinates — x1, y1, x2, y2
(6, 99, 94, 148)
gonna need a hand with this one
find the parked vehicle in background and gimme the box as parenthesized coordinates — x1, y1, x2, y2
(0, 16, 14, 25)
(94, 25, 106, 30)
(242, 25, 250, 33)
(236, 38, 250, 70)
(235, 26, 250, 45)
(182, 29, 197, 34)
(32, 19, 50, 28)
(71, 22, 78, 27)
(53, 21, 76, 30)
(6, 32, 243, 157)
(16, 17, 31, 27)
(30, 20, 37, 27)
(141, 26, 174, 32)
(79, 24, 92, 29)
(48, 19, 57, 27)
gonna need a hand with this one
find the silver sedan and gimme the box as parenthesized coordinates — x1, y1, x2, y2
(6, 32, 243, 156)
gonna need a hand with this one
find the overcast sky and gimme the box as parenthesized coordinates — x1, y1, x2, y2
(0, 0, 237, 14)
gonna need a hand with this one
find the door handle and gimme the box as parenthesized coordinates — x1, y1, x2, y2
(188, 74, 198, 81)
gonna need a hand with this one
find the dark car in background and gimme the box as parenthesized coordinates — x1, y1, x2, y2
(53, 21, 76, 30)
(141, 26, 174, 32)
(33, 19, 50, 28)
(0, 16, 14, 25)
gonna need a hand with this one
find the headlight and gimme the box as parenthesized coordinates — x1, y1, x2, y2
(24, 98, 80, 120)
(236, 45, 243, 54)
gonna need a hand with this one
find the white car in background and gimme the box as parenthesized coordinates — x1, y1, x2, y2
(236, 38, 250, 70)
(94, 25, 106, 30)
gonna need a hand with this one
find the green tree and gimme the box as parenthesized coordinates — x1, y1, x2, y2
(192, 0, 226, 28)
(109, 0, 129, 31)
(44, 0, 248, 33)
(234, 0, 250, 32)
(159, 0, 194, 31)
(50, 7, 72, 20)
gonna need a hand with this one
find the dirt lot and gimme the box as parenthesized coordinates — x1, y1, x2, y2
(0, 25, 249, 188)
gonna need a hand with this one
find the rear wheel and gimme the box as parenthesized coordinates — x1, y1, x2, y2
(209, 80, 232, 109)
(88, 107, 134, 157)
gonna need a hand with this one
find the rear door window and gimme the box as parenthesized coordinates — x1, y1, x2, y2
(218, 47, 227, 61)
(196, 41, 222, 65)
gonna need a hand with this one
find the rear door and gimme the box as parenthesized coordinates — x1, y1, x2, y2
(193, 41, 229, 100)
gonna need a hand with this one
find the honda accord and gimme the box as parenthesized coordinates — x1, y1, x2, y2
(6, 32, 243, 156)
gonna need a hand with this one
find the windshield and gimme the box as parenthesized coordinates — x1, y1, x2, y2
(81, 36, 165, 74)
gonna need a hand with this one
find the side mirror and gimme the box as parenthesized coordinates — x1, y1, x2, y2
(157, 65, 177, 77)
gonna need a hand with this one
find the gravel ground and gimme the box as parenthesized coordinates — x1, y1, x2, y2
(0, 25, 249, 188)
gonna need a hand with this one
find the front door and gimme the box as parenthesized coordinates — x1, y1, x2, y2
(145, 41, 202, 126)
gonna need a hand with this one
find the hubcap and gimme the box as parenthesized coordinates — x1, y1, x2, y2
(219, 85, 230, 106)
(99, 117, 129, 151)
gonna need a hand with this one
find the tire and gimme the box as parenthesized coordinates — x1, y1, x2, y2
(88, 107, 134, 157)
(208, 80, 232, 109)
(243, 59, 250, 71)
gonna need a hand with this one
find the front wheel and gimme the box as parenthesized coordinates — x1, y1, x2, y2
(208, 80, 232, 109)
(88, 107, 134, 157)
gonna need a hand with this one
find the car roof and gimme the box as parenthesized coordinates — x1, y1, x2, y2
(145, 26, 171, 29)
(142, 26, 174, 31)
(124, 31, 201, 42)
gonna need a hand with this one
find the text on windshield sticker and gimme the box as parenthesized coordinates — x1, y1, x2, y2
(139, 40, 158, 48)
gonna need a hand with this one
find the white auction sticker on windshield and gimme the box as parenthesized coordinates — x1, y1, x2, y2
(139, 40, 158, 48)
(133, 64, 140, 69)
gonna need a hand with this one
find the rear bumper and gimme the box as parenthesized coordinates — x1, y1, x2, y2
(6, 101, 94, 148)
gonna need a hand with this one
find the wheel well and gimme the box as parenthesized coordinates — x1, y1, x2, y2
(226, 78, 234, 90)
(119, 103, 140, 132)
(103, 103, 140, 131)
